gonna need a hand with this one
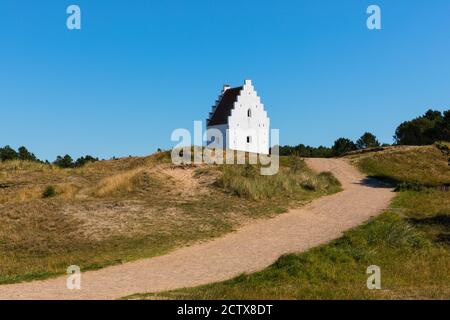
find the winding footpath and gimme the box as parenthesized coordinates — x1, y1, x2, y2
(0, 158, 394, 299)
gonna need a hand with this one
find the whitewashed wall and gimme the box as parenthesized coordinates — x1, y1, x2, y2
(228, 80, 270, 154)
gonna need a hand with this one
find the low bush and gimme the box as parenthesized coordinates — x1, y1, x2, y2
(215, 159, 340, 200)
(42, 186, 56, 198)
(394, 181, 424, 192)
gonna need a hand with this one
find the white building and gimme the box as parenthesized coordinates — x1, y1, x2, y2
(206, 80, 270, 154)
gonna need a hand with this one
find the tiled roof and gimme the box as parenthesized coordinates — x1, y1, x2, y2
(207, 86, 242, 126)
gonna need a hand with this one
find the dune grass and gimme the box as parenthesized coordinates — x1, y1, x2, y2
(92, 168, 152, 197)
(354, 144, 450, 187)
(0, 153, 339, 284)
(216, 157, 340, 200)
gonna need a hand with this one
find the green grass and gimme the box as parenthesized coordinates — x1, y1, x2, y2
(355, 145, 450, 187)
(127, 146, 450, 300)
(0, 154, 340, 284)
(392, 189, 450, 245)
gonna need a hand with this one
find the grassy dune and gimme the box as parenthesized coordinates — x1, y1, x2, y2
(131, 145, 450, 300)
(0, 152, 339, 284)
(352, 144, 450, 187)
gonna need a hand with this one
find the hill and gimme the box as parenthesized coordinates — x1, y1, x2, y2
(0, 152, 340, 284)
(347, 143, 450, 187)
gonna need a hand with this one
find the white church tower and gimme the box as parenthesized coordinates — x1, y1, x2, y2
(206, 80, 270, 154)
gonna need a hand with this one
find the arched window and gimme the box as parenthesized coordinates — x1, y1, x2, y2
(247, 108, 252, 117)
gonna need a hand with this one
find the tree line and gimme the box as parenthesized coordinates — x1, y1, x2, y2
(394, 109, 450, 145)
(0, 145, 98, 168)
(280, 109, 449, 157)
(279, 132, 383, 157)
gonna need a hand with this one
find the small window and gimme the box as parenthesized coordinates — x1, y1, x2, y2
(247, 136, 252, 143)
(247, 109, 252, 117)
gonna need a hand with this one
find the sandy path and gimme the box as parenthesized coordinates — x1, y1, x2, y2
(0, 158, 394, 300)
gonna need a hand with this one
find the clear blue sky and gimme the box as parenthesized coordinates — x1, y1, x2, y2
(1, 0, 449, 161)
